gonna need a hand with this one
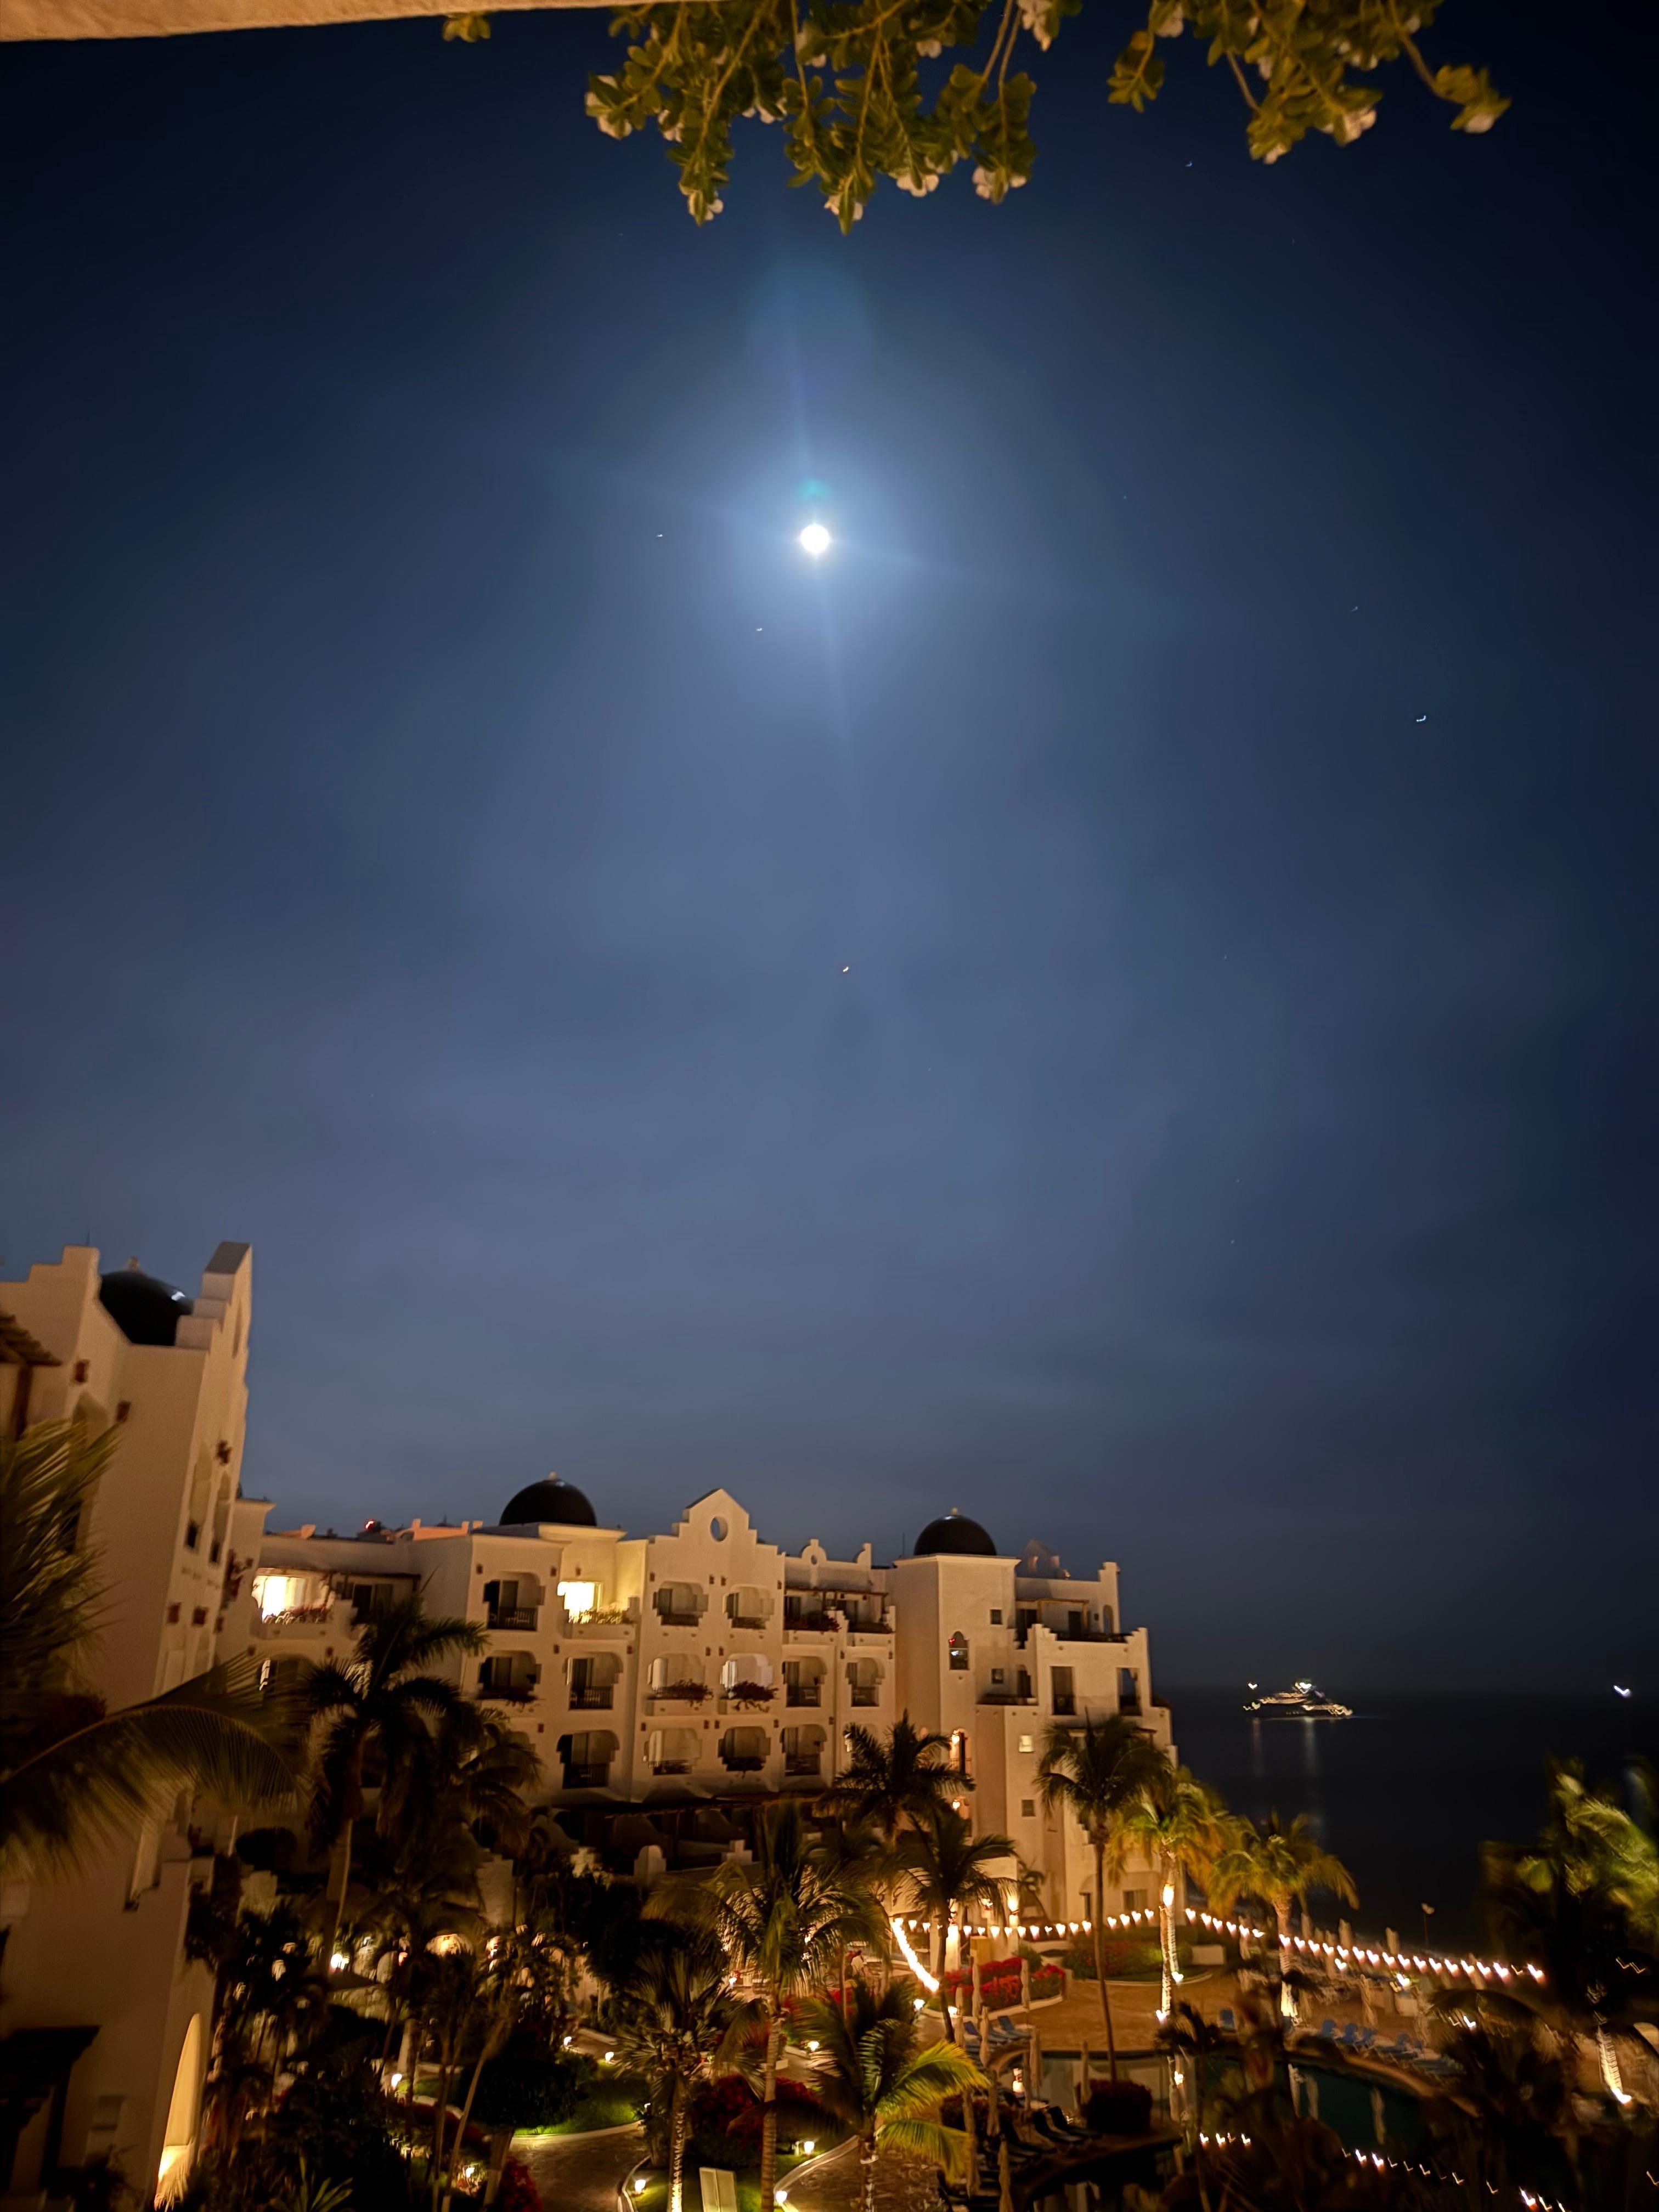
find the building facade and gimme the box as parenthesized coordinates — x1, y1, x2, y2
(1, 1243, 259, 2208)
(1, 1239, 1173, 2205)
(239, 1496, 1175, 1915)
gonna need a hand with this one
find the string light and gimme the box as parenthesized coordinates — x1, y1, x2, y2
(889, 1914, 940, 1993)
(1195, 2133, 1571, 2208)
(890, 1909, 1543, 1987)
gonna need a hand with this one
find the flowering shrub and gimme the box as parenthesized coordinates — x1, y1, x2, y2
(942, 1959, 1064, 2008)
(571, 0, 1508, 228)
(495, 2158, 545, 2212)
(687, 2074, 825, 2165)
(1060, 1935, 1161, 1979)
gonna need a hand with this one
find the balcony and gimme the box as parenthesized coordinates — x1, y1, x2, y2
(569, 1685, 614, 1710)
(783, 1612, 837, 1634)
(656, 1608, 703, 1629)
(785, 1685, 822, 1708)
(728, 1613, 768, 1632)
(784, 1754, 822, 1778)
(481, 1684, 538, 1705)
(978, 1692, 1035, 1707)
(563, 1764, 611, 1787)
(652, 1759, 695, 1776)
(721, 1756, 766, 1774)
(849, 1686, 879, 1708)
(488, 1606, 540, 1632)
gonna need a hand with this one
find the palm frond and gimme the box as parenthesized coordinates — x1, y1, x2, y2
(2, 1657, 296, 1882)
(876, 2040, 984, 2122)
(876, 2117, 974, 2180)
(0, 1420, 119, 1700)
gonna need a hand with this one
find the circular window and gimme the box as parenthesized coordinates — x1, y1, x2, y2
(710, 1515, 728, 1541)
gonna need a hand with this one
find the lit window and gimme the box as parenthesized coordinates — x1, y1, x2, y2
(1018, 1734, 1035, 1752)
(947, 1632, 969, 1671)
(557, 1580, 597, 1621)
(253, 1573, 310, 1620)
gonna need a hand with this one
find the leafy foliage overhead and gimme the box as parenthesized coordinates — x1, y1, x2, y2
(570, 0, 1508, 228)
(0, 1421, 295, 1883)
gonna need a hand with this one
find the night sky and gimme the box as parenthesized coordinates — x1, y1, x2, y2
(4, 0, 1655, 1692)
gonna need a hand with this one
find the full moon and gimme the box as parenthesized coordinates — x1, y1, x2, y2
(798, 522, 832, 558)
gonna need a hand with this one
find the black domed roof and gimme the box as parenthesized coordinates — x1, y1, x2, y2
(99, 1263, 193, 1347)
(913, 1509, 997, 1558)
(499, 1476, 597, 1528)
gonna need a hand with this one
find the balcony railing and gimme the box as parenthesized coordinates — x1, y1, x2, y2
(258, 1604, 334, 1630)
(652, 1759, 695, 1776)
(844, 1618, 891, 1635)
(488, 1606, 540, 1631)
(563, 1764, 611, 1787)
(569, 1685, 614, 1709)
(727, 1613, 769, 1630)
(785, 1685, 822, 1707)
(481, 1683, 538, 1704)
(784, 1613, 837, 1634)
(978, 1692, 1035, 1707)
(849, 1687, 879, 1708)
(721, 1756, 766, 1774)
(784, 1755, 822, 1777)
(655, 1607, 703, 1628)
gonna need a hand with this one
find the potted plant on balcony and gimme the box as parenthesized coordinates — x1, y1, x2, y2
(727, 1681, 776, 1709)
(655, 1681, 712, 1705)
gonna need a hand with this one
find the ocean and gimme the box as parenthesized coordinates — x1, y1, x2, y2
(1164, 1688, 1652, 1948)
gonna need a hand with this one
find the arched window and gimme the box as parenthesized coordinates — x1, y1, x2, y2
(947, 1632, 969, 1672)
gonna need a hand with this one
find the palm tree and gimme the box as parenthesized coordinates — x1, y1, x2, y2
(1208, 1813, 1357, 2021)
(1481, 1761, 1659, 2106)
(1155, 2001, 1229, 2165)
(805, 1981, 984, 2212)
(1, 1421, 295, 1883)
(647, 1796, 886, 2212)
(1034, 1714, 1165, 2079)
(611, 1936, 737, 2212)
(820, 1714, 964, 1837)
(813, 1817, 893, 2017)
(1115, 1765, 1226, 2015)
(304, 1593, 487, 1947)
(892, 1804, 1018, 2040)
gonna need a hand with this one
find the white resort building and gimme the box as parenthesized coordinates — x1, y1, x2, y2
(1, 1240, 1174, 2205)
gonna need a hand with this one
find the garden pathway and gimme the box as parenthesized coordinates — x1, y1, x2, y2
(785, 2140, 939, 2212)
(514, 2120, 643, 2212)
